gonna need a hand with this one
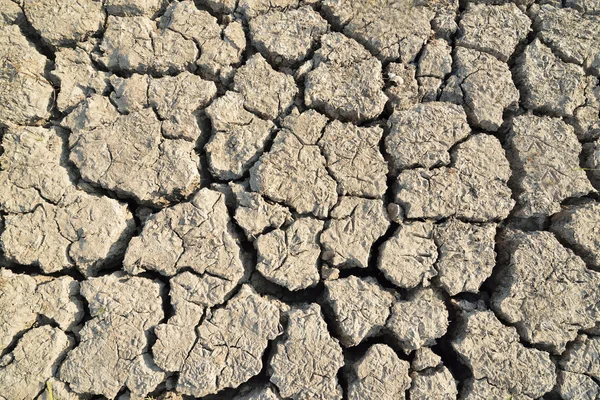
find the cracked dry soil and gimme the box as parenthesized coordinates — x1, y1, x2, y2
(1, 0, 600, 399)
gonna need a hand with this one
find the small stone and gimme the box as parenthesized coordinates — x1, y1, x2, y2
(324, 276, 394, 346)
(385, 102, 470, 172)
(409, 366, 458, 400)
(318, 120, 388, 197)
(515, 39, 591, 117)
(320, 197, 390, 268)
(492, 230, 600, 354)
(205, 91, 275, 180)
(452, 308, 556, 398)
(385, 63, 419, 111)
(249, 6, 328, 66)
(347, 344, 411, 400)
(177, 285, 281, 396)
(433, 219, 497, 296)
(387, 288, 448, 353)
(269, 304, 344, 400)
(507, 115, 594, 218)
(394, 134, 514, 221)
(321, 266, 339, 281)
(378, 221, 438, 290)
(387, 203, 403, 223)
(457, 3, 530, 62)
(255, 217, 324, 291)
(23, 0, 103, 47)
(305, 33, 387, 123)
(233, 54, 298, 120)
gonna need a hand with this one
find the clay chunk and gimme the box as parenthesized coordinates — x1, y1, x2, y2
(452, 307, 556, 399)
(321, 0, 434, 63)
(457, 3, 530, 62)
(177, 285, 281, 396)
(319, 120, 388, 197)
(256, 217, 324, 291)
(385, 102, 470, 172)
(69, 105, 202, 207)
(250, 6, 328, 66)
(378, 221, 438, 290)
(0, 25, 54, 126)
(305, 33, 387, 123)
(443, 47, 519, 131)
(507, 114, 594, 218)
(269, 304, 344, 400)
(23, 0, 103, 47)
(0, 126, 135, 276)
(59, 274, 165, 399)
(347, 344, 411, 400)
(393, 134, 514, 222)
(0, 326, 72, 400)
(492, 230, 600, 354)
(96, 15, 197, 75)
(387, 288, 449, 353)
(124, 189, 246, 307)
(324, 276, 394, 346)
(320, 197, 390, 269)
(249, 111, 338, 218)
(515, 39, 593, 117)
(205, 91, 274, 180)
(551, 202, 600, 270)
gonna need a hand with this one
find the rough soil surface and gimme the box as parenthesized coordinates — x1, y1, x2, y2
(1, 0, 600, 399)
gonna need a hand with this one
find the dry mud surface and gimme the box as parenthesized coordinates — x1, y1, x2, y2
(1, 0, 600, 399)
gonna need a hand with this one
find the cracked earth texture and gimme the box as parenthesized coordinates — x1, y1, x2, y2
(0, 0, 600, 399)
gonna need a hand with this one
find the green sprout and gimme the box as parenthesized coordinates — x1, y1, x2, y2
(46, 380, 54, 400)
